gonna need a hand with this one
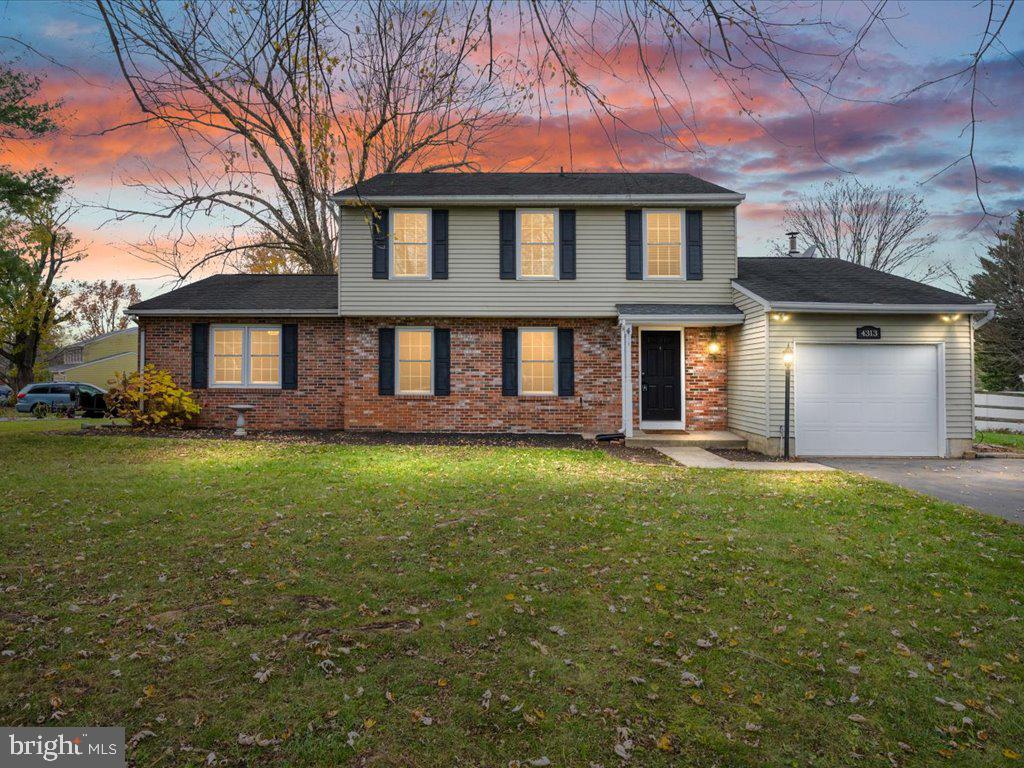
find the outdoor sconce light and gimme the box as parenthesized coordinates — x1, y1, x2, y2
(771, 313, 791, 322)
(708, 331, 722, 356)
(940, 314, 962, 323)
(782, 343, 794, 459)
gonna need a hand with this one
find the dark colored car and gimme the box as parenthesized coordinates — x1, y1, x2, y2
(15, 382, 108, 417)
(0, 384, 12, 403)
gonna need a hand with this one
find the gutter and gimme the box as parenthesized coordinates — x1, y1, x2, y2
(331, 193, 745, 207)
(731, 282, 995, 316)
(129, 309, 338, 317)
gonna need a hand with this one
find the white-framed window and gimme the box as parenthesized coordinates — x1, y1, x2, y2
(397, 327, 433, 395)
(517, 209, 557, 278)
(391, 209, 431, 278)
(211, 325, 281, 388)
(644, 209, 684, 278)
(519, 328, 556, 395)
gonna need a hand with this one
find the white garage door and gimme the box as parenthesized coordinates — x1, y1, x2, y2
(795, 344, 941, 457)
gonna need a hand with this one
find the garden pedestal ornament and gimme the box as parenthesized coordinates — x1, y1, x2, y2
(228, 404, 256, 437)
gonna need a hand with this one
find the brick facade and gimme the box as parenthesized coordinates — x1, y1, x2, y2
(630, 327, 728, 431)
(138, 316, 344, 430)
(342, 317, 621, 434)
(139, 315, 729, 434)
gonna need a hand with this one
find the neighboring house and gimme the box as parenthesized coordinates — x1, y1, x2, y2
(50, 327, 138, 389)
(128, 172, 995, 458)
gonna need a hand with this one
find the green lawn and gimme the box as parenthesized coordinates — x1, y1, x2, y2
(1, 422, 1022, 766)
(977, 430, 1024, 450)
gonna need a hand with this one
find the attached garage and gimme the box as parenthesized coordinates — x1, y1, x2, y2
(794, 343, 942, 457)
(728, 258, 997, 459)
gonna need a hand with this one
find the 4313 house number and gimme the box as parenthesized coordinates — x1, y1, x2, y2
(856, 325, 882, 340)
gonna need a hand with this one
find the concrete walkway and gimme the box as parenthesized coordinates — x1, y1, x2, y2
(656, 446, 835, 472)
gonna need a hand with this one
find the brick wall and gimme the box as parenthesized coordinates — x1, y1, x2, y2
(138, 316, 344, 430)
(630, 327, 728, 431)
(343, 317, 622, 434)
(139, 315, 728, 434)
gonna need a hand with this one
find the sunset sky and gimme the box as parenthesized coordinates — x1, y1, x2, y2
(2, 0, 1022, 298)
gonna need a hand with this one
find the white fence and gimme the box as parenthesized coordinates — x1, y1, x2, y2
(976, 392, 1024, 433)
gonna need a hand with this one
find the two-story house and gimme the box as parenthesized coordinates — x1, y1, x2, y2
(49, 326, 139, 389)
(129, 172, 994, 458)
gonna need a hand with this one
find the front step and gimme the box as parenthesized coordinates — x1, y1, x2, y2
(625, 430, 747, 449)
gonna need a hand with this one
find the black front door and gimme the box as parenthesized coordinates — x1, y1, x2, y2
(641, 331, 681, 422)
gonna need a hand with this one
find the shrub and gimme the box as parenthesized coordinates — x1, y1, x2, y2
(106, 365, 200, 429)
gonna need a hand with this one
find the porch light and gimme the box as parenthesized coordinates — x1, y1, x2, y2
(708, 331, 722, 356)
(782, 344, 794, 368)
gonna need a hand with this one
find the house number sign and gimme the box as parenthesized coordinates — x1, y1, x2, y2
(856, 325, 881, 340)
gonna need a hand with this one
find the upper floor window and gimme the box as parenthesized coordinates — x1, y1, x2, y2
(519, 328, 556, 395)
(392, 210, 430, 278)
(397, 328, 433, 394)
(518, 210, 557, 278)
(644, 210, 683, 278)
(211, 325, 281, 387)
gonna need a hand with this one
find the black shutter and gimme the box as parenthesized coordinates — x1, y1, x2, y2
(281, 323, 298, 390)
(557, 327, 574, 396)
(434, 328, 450, 396)
(371, 208, 389, 279)
(190, 323, 208, 389)
(432, 209, 449, 279)
(625, 209, 642, 279)
(499, 209, 516, 279)
(559, 209, 576, 279)
(686, 209, 703, 280)
(501, 328, 518, 396)
(378, 327, 395, 396)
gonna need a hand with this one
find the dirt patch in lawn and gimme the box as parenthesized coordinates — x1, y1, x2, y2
(73, 424, 672, 465)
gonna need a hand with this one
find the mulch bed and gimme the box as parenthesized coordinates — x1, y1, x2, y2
(72, 424, 672, 465)
(706, 448, 798, 463)
(973, 442, 1024, 458)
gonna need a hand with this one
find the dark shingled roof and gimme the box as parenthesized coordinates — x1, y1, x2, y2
(735, 257, 978, 306)
(336, 172, 737, 198)
(616, 303, 743, 316)
(129, 274, 337, 314)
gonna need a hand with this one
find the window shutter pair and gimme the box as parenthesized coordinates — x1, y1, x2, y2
(371, 209, 449, 279)
(501, 328, 575, 397)
(190, 323, 297, 390)
(378, 328, 450, 396)
(498, 210, 577, 279)
(624, 209, 703, 280)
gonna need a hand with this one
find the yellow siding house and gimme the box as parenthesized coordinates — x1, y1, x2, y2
(50, 327, 138, 389)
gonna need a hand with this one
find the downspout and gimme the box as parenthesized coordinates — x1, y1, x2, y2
(972, 308, 995, 330)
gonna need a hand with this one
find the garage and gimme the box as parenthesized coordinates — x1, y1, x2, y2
(794, 343, 943, 457)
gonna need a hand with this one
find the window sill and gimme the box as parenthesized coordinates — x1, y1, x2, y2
(396, 392, 434, 399)
(209, 385, 282, 391)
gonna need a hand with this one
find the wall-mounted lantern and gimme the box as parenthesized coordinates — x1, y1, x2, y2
(708, 330, 722, 356)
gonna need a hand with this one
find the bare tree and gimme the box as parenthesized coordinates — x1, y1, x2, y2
(513, 1, 1017, 216)
(67, 280, 141, 339)
(95, 0, 520, 278)
(779, 178, 940, 279)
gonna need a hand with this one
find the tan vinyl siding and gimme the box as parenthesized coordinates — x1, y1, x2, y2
(83, 328, 137, 363)
(726, 291, 768, 436)
(339, 206, 737, 316)
(768, 314, 974, 440)
(53, 352, 136, 389)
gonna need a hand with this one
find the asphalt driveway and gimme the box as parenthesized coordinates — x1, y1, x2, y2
(821, 458, 1024, 523)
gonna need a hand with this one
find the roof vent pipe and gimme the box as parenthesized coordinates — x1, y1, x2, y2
(786, 231, 800, 256)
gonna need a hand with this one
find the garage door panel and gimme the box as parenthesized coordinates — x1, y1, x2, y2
(795, 344, 940, 457)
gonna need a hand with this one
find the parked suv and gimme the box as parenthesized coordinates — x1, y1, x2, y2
(16, 382, 107, 417)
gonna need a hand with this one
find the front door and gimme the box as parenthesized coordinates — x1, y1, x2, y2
(641, 331, 681, 423)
